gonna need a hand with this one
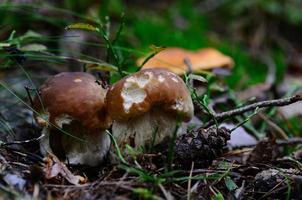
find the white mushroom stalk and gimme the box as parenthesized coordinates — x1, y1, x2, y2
(34, 72, 112, 166)
(112, 110, 178, 149)
(106, 68, 194, 151)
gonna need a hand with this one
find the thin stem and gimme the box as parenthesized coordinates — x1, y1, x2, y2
(112, 13, 125, 45)
(106, 130, 128, 165)
(230, 107, 259, 132)
(166, 123, 180, 172)
(99, 25, 124, 77)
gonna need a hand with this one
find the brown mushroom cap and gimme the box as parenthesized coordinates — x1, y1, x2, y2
(106, 68, 194, 122)
(137, 47, 234, 75)
(33, 72, 111, 131)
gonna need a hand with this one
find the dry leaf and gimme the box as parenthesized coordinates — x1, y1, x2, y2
(137, 47, 234, 75)
(20, 44, 47, 52)
(65, 23, 100, 32)
(246, 138, 279, 164)
(44, 154, 86, 185)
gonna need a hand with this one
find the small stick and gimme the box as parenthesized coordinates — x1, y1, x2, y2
(202, 95, 302, 128)
(232, 137, 302, 149)
(258, 113, 288, 139)
(0, 133, 45, 146)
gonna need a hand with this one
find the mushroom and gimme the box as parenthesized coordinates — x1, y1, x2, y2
(33, 72, 111, 166)
(106, 68, 194, 151)
(137, 47, 234, 75)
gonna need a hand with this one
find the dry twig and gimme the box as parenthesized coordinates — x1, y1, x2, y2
(202, 95, 302, 128)
(232, 137, 302, 149)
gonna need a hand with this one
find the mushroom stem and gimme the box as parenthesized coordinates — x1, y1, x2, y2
(112, 109, 182, 151)
(40, 128, 54, 156)
(62, 131, 110, 166)
(40, 121, 110, 166)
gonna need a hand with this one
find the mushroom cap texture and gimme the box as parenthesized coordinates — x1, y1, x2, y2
(137, 47, 234, 74)
(106, 68, 194, 122)
(33, 72, 111, 131)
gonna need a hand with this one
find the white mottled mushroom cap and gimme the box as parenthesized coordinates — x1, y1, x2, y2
(106, 68, 194, 122)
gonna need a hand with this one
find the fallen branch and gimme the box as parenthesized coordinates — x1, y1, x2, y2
(202, 94, 302, 128)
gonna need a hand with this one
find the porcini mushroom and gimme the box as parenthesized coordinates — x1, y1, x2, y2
(106, 68, 194, 151)
(137, 47, 234, 75)
(33, 72, 111, 166)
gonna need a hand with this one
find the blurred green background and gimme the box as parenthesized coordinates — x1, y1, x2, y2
(1, 0, 302, 88)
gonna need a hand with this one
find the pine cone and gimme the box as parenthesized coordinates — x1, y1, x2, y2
(174, 126, 230, 169)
